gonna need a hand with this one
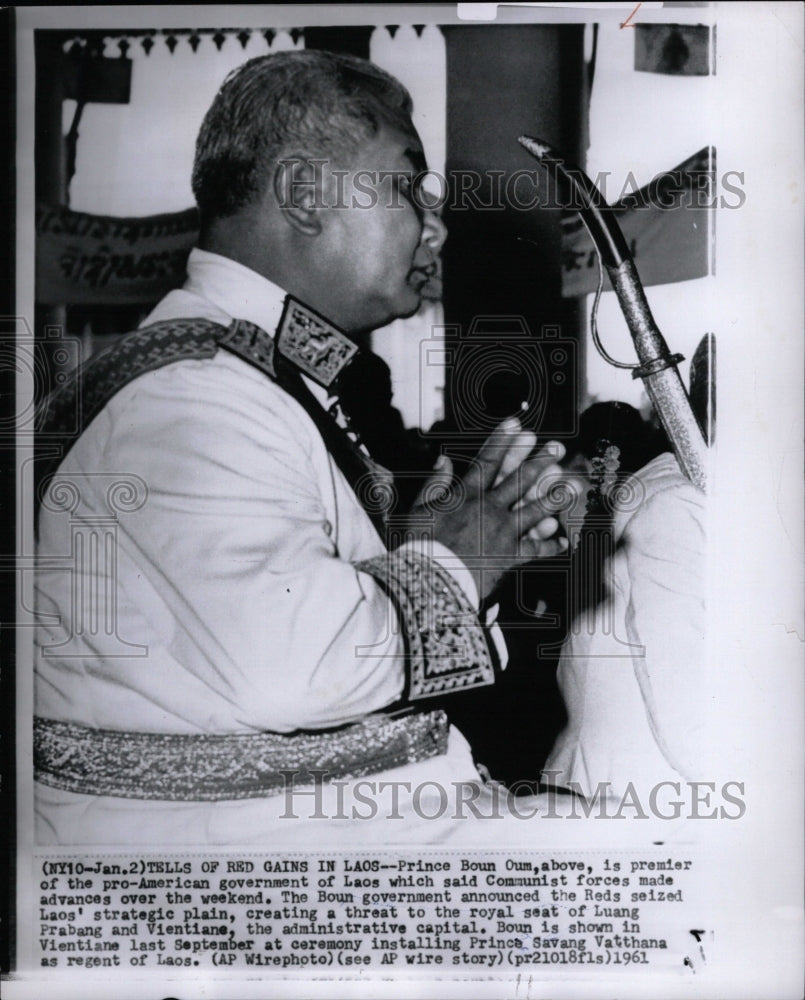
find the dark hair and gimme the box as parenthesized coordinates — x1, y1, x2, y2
(572, 401, 666, 477)
(192, 50, 415, 224)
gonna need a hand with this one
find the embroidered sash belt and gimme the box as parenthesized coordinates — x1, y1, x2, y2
(34, 711, 449, 802)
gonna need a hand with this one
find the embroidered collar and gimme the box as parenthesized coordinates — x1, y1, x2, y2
(275, 297, 358, 389)
(182, 248, 358, 388)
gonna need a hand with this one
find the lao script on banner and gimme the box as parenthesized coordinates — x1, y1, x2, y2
(36, 204, 199, 306)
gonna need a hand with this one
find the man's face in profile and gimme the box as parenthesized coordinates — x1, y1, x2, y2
(315, 122, 447, 334)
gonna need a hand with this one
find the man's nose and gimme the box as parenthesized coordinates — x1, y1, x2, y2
(421, 209, 447, 253)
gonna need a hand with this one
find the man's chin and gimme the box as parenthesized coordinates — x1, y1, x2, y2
(398, 292, 425, 319)
(400, 289, 422, 319)
(371, 290, 424, 331)
(350, 286, 426, 335)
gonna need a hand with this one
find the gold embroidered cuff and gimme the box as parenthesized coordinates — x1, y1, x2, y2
(356, 548, 495, 701)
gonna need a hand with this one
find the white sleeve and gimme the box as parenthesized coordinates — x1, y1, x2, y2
(104, 357, 494, 732)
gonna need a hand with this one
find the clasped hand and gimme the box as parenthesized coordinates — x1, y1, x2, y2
(404, 418, 570, 602)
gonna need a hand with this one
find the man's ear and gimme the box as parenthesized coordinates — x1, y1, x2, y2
(273, 155, 327, 236)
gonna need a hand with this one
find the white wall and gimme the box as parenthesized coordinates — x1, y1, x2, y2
(68, 30, 303, 215)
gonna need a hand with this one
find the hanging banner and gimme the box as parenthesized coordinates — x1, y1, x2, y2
(560, 147, 717, 298)
(36, 204, 199, 305)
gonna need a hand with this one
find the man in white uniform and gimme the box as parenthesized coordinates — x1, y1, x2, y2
(34, 50, 575, 845)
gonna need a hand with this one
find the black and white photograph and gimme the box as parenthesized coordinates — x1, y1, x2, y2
(3, 3, 803, 998)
